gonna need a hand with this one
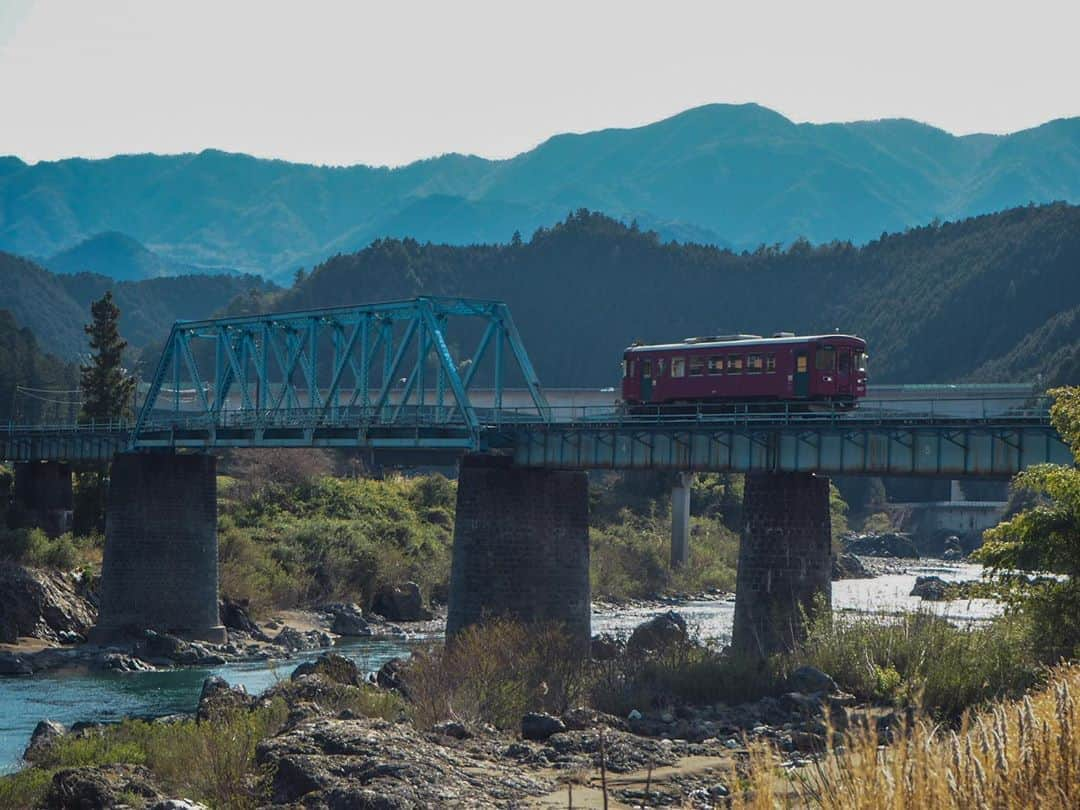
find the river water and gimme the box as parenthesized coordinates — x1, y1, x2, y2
(0, 560, 995, 775)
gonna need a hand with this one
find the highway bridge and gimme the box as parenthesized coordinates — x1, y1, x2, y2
(1, 298, 1070, 655)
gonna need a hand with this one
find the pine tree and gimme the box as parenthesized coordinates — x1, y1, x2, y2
(79, 291, 135, 422)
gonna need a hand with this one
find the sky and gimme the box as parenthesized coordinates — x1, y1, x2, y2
(1, 0, 1078, 167)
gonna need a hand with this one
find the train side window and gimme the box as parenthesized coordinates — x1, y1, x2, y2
(657, 358, 666, 377)
(707, 356, 724, 375)
(671, 357, 686, 378)
(727, 355, 743, 374)
(688, 357, 705, 376)
(815, 348, 835, 371)
(796, 355, 808, 373)
(642, 359, 652, 379)
(621, 360, 628, 378)
(765, 354, 776, 373)
(746, 354, 763, 373)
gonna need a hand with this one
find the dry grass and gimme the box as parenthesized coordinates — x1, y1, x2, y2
(732, 662, 1080, 809)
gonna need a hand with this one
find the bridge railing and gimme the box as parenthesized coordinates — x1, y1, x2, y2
(475, 394, 1055, 427)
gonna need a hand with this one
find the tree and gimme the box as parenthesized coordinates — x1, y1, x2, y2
(79, 291, 135, 422)
(975, 387, 1080, 658)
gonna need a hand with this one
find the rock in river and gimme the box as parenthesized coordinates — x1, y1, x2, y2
(371, 581, 433, 621)
(910, 575, 950, 600)
(626, 610, 688, 653)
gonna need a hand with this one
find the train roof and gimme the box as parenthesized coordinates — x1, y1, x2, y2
(624, 334, 866, 353)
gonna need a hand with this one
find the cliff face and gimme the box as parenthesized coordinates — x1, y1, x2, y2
(0, 563, 97, 645)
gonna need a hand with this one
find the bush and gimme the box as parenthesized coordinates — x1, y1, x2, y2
(3, 701, 290, 810)
(0, 528, 100, 571)
(406, 619, 591, 730)
(784, 608, 1043, 717)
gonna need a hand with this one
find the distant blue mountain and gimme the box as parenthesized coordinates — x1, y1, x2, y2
(44, 231, 232, 281)
(1, 103, 1078, 279)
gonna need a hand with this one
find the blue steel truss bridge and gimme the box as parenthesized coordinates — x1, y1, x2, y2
(1, 297, 1071, 477)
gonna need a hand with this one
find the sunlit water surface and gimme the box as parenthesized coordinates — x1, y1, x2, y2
(0, 560, 993, 774)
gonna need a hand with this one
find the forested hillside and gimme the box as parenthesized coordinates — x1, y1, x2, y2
(271, 203, 1080, 386)
(1, 104, 1078, 279)
(44, 231, 216, 281)
(0, 252, 275, 361)
(0, 310, 77, 423)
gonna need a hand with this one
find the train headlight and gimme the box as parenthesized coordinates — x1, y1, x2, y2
(822, 375, 833, 383)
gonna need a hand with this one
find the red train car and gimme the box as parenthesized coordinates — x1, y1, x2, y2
(621, 332, 868, 408)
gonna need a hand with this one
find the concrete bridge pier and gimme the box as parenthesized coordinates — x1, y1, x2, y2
(8, 461, 73, 537)
(92, 452, 226, 644)
(670, 472, 692, 568)
(446, 455, 591, 646)
(732, 472, 832, 657)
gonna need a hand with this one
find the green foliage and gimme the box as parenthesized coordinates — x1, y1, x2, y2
(219, 472, 455, 614)
(79, 291, 135, 422)
(0, 307, 78, 423)
(976, 387, 1080, 660)
(406, 619, 591, 730)
(785, 610, 1042, 718)
(0, 527, 99, 570)
(13, 701, 289, 809)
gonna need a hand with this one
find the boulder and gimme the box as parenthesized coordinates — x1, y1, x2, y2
(24, 719, 67, 761)
(0, 562, 97, 644)
(325, 603, 372, 636)
(273, 626, 333, 652)
(432, 720, 471, 739)
(371, 582, 433, 622)
(626, 611, 688, 653)
(218, 597, 265, 639)
(786, 666, 837, 695)
(521, 712, 566, 741)
(0, 651, 34, 676)
(196, 676, 254, 722)
(843, 532, 920, 559)
(149, 801, 210, 810)
(95, 653, 155, 673)
(942, 548, 964, 561)
(290, 653, 361, 686)
(590, 633, 623, 661)
(831, 552, 871, 580)
(375, 657, 409, 695)
(46, 764, 161, 809)
(910, 575, 950, 601)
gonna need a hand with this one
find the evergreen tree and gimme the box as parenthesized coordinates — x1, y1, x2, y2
(79, 291, 135, 422)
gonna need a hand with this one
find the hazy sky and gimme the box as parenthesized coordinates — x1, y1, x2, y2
(2, 0, 1078, 167)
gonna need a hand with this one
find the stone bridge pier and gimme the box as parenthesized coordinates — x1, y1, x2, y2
(92, 452, 225, 643)
(446, 455, 591, 646)
(732, 472, 833, 657)
(7, 461, 74, 537)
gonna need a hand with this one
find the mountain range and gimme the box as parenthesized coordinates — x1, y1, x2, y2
(1, 103, 1079, 280)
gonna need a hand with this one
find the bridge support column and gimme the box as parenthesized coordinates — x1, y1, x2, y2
(732, 472, 832, 657)
(447, 455, 590, 646)
(8, 461, 73, 537)
(670, 472, 692, 568)
(92, 453, 225, 644)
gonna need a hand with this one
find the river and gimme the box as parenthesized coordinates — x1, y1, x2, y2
(0, 560, 995, 775)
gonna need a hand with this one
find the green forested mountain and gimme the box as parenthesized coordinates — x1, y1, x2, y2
(1, 104, 1078, 279)
(0, 252, 275, 361)
(44, 231, 218, 281)
(271, 203, 1080, 386)
(0, 309, 77, 424)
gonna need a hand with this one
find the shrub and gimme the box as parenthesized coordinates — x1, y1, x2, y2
(406, 619, 591, 730)
(0, 528, 100, 571)
(784, 609, 1042, 717)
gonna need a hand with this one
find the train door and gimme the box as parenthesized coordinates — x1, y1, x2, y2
(641, 358, 653, 402)
(794, 352, 809, 397)
(836, 349, 852, 397)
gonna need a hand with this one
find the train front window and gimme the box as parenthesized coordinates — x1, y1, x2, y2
(622, 360, 628, 378)
(838, 352, 850, 373)
(815, 348, 835, 371)
(856, 352, 868, 373)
